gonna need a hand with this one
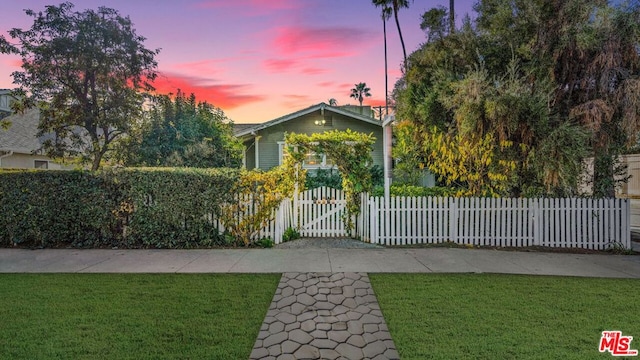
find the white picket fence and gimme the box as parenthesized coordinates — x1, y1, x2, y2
(360, 196, 630, 250)
(221, 189, 631, 250)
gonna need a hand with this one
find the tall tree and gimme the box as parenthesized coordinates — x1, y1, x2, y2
(0, 2, 158, 170)
(122, 90, 243, 168)
(350, 83, 372, 108)
(373, 0, 411, 72)
(449, 0, 455, 34)
(396, 0, 640, 197)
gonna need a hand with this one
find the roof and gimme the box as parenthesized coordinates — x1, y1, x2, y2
(0, 108, 45, 154)
(233, 123, 260, 136)
(234, 102, 382, 138)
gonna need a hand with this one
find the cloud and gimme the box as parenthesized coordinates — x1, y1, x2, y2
(263, 58, 299, 72)
(367, 98, 388, 107)
(317, 81, 335, 88)
(301, 67, 327, 75)
(153, 72, 264, 109)
(282, 94, 312, 108)
(168, 59, 227, 75)
(272, 26, 374, 58)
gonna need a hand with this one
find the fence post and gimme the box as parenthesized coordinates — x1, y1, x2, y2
(449, 197, 458, 243)
(371, 196, 378, 244)
(624, 198, 631, 249)
(531, 198, 539, 246)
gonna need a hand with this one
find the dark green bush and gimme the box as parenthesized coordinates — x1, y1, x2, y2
(0, 167, 239, 248)
(371, 184, 458, 197)
(0, 170, 116, 247)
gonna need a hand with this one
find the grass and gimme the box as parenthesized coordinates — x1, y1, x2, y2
(369, 273, 640, 360)
(0, 274, 280, 360)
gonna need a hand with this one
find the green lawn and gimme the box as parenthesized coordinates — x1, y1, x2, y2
(0, 274, 280, 360)
(370, 273, 640, 360)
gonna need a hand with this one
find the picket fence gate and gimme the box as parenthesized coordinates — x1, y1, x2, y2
(221, 188, 630, 250)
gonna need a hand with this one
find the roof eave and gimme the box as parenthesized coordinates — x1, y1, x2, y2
(234, 103, 381, 137)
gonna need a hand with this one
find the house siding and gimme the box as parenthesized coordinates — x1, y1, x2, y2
(241, 110, 383, 171)
(0, 152, 65, 169)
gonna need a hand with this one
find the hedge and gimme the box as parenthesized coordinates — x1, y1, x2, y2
(0, 167, 240, 248)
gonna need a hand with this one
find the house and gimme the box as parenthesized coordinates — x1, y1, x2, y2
(234, 102, 384, 171)
(0, 90, 67, 169)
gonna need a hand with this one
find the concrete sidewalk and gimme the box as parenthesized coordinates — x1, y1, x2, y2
(1, 247, 639, 278)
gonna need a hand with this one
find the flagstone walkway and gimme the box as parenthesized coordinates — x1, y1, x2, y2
(250, 272, 399, 360)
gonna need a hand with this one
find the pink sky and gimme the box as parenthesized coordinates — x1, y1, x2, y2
(0, 0, 473, 124)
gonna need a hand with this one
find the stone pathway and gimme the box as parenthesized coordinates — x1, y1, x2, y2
(250, 272, 399, 360)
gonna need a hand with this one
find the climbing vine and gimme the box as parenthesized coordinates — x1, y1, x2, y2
(285, 129, 375, 231)
(220, 166, 296, 246)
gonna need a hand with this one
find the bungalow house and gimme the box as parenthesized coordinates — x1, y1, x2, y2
(0, 90, 67, 169)
(234, 102, 384, 171)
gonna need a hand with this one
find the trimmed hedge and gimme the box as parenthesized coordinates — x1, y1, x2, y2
(0, 168, 239, 248)
(372, 184, 458, 197)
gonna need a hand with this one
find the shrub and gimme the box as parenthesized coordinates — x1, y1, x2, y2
(371, 184, 458, 197)
(282, 227, 300, 242)
(106, 167, 239, 248)
(255, 237, 274, 248)
(0, 167, 239, 248)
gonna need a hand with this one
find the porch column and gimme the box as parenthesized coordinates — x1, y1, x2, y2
(254, 135, 260, 169)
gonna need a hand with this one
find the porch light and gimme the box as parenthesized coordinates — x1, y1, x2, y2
(314, 119, 326, 126)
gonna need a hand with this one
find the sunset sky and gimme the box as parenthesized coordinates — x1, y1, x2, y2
(0, 0, 473, 124)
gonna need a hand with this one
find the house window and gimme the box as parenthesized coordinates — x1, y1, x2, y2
(34, 160, 49, 169)
(304, 151, 322, 166)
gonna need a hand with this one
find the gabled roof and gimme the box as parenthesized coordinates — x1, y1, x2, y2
(234, 102, 381, 138)
(0, 108, 45, 154)
(233, 123, 260, 136)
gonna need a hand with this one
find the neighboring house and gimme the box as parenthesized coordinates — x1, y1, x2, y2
(0, 91, 67, 169)
(234, 102, 384, 171)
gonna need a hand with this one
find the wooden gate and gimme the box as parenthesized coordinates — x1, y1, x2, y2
(295, 186, 347, 237)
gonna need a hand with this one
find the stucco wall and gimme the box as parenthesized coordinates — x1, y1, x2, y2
(0, 152, 65, 170)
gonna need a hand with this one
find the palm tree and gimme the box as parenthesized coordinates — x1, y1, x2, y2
(373, 0, 411, 71)
(449, 0, 455, 34)
(328, 98, 337, 106)
(350, 83, 372, 110)
(379, 3, 393, 115)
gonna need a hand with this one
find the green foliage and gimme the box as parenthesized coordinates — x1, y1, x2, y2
(395, 0, 639, 197)
(369, 165, 385, 187)
(0, 170, 117, 247)
(0, 168, 239, 248)
(220, 166, 295, 246)
(109, 167, 239, 248)
(282, 227, 300, 242)
(392, 121, 423, 185)
(372, 184, 457, 197)
(121, 91, 243, 168)
(349, 82, 372, 108)
(305, 168, 343, 189)
(0, 2, 159, 171)
(255, 238, 274, 248)
(286, 130, 375, 230)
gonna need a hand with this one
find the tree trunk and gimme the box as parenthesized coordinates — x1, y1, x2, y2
(383, 14, 389, 115)
(393, 8, 407, 72)
(91, 153, 102, 171)
(449, 0, 455, 34)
